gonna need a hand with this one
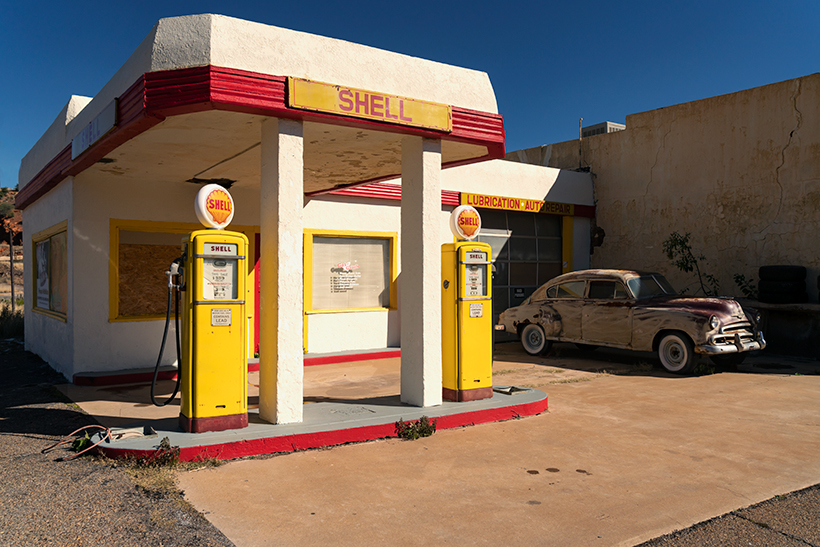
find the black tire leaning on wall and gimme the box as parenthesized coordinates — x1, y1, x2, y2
(758, 265, 807, 282)
(758, 279, 805, 294)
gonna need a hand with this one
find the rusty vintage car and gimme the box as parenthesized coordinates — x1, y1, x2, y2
(495, 269, 766, 373)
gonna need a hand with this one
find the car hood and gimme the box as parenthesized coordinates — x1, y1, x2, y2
(640, 296, 746, 321)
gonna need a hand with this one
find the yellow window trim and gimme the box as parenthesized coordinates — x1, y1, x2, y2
(31, 307, 68, 322)
(108, 219, 257, 323)
(31, 220, 68, 320)
(561, 216, 574, 274)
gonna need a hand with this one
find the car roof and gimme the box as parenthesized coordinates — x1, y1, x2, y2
(546, 269, 662, 286)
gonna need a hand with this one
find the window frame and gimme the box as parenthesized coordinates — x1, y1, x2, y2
(303, 229, 398, 315)
(31, 221, 68, 321)
(108, 219, 256, 322)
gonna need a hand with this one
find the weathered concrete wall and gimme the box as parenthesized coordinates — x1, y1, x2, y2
(530, 74, 820, 300)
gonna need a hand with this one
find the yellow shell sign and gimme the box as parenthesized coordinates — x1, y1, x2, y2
(195, 184, 235, 229)
(287, 77, 452, 132)
(450, 205, 482, 241)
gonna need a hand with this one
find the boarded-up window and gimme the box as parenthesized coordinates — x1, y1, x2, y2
(118, 231, 184, 316)
(311, 237, 390, 311)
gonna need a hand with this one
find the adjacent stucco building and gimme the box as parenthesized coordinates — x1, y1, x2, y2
(509, 73, 820, 304)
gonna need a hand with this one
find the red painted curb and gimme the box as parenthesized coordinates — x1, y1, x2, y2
(96, 395, 548, 462)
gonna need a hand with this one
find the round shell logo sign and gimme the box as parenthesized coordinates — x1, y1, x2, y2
(450, 205, 482, 240)
(195, 184, 235, 229)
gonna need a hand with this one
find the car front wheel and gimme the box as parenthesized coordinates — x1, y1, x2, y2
(521, 324, 551, 356)
(658, 332, 696, 374)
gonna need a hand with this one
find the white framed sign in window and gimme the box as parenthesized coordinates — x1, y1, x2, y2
(311, 236, 391, 311)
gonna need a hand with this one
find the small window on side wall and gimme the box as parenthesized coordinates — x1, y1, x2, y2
(33, 225, 68, 317)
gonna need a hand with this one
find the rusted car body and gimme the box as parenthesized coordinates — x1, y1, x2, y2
(495, 269, 766, 373)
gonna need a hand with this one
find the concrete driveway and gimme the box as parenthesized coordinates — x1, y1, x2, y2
(177, 344, 820, 546)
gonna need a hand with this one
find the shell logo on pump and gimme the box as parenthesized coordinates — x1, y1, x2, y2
(450, 205, 482, 241)
(195, 184, 235, 229)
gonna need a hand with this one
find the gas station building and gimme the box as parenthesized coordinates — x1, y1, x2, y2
(17, 15, 593, 424)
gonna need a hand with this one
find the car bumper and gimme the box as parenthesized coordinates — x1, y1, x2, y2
(697, 332, 767, 355)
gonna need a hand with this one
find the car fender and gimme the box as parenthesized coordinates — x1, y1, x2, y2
(507, 305, 562, 338)
(632, 308, 708, 351)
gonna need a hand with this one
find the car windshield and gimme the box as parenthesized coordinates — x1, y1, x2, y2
(627, 275, 677, 299)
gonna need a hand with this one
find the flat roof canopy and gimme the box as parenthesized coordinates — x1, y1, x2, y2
(18, 14, 504, 207)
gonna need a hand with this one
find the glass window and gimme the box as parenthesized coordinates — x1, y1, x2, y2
(509, 263, 537, 286)
(588, 280, 629, 300)
(537, 238, 562, 262)
(556, 281, 585, 299)
(34, 227, 68, 316)
(535, 215, 561, 237)
(537, 263, 563, 286)
(311, 236, 391, 311)
(478, 234, 509, 261)
(627, 275, 677, 300)
(507, 211, 533, 234)
(479, 209, 508, 232)
(509, 237, 537, 261)
(530, 285, 548, 302)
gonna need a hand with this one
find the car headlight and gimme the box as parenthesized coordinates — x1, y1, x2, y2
(709, 315, 720, 330)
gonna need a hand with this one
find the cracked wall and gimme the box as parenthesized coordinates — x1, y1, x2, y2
(539, 73, 820, 300)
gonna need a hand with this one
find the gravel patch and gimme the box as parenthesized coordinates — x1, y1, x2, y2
(0, 340, 234, 547)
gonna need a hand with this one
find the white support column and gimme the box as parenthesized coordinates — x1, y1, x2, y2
(259, 117, 304, 424)
(400, 136, 443, 407)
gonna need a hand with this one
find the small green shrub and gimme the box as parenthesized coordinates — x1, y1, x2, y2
(395, 416, 437, 440)
(733, 273, 758, 300)
(134, 437, 181, 468)
(0, 302, 24, 339)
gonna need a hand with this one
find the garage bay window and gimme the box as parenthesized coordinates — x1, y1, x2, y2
(304, 230, 397, 313)
(32, 221, 68, 318)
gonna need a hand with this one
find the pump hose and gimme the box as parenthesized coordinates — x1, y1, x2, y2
(151, 282, 182, 407)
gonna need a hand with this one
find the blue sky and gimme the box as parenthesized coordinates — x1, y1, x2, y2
(1, 1, 818, 189)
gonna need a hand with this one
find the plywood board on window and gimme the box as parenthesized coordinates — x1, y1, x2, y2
(118, 244, 182, 316)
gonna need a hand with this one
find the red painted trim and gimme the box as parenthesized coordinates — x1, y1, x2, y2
(17, 66, 505, 210)
(326, 182, 460, 206)
(574, 204, 596, 218)
(96, 394, 548, 462)
(73, 370, 177, 387)
(179, 412, 249, 433)
(304, 349, 401, 366)
(443, 386, 494, 402)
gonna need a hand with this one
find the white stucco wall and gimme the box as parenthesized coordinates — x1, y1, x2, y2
(20, 14, 498, 194)
(69, 173, 262, 374)
(22, 178, 74, 379)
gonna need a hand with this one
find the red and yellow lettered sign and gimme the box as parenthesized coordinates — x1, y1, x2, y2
(461, 192, 575, 216)
(287, 77, 452, 132)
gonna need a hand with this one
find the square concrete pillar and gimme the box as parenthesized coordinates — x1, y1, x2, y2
(400, 137, 443, 407)
(259, 118, 304, 424)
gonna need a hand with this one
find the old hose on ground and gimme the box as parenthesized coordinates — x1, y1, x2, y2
(151, 258, 182, 407)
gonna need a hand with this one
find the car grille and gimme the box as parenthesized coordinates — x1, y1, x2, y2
(712, 321, 755, 345)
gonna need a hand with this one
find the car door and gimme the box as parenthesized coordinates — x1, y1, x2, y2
(581, 279, 633, 347)
(547, 280, 585, 341)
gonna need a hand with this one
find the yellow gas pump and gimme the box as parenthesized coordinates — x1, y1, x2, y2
(441, 206, 493, 402)
(177, 185, 249, 433)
